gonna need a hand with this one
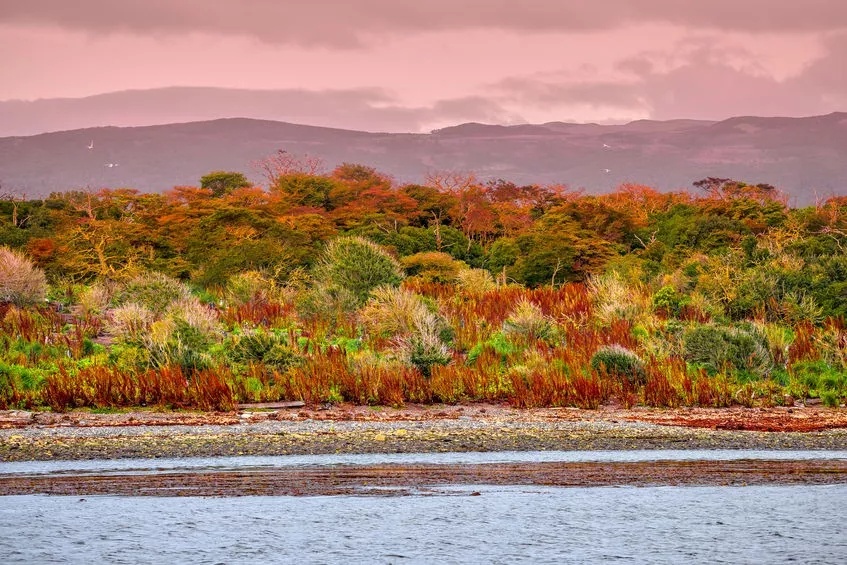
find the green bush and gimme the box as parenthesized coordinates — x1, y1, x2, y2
(401, 334, 451, 377)
(467, 332, 518, 365)
(394, 309, 452, 377)
(792, 360, 847, 397)
(107, 343, 150, 372)
(821, 390, 841, 407)
(590, 344, 646, 386)
(113, 272, 191, 314)
(225, 270, 281, 305)
(145, 319, 214, 371)
(0, 362, 47, 394)
(652, 285, 687, 316)
(683, 324, 773, 378)
(313, 236, 404, 305)
(225, 329, 299, 371)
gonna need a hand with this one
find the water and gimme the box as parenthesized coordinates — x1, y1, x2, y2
(1, 486, 845, 564)
(1, 451, 846, 564)
(4, 449, 846, 476)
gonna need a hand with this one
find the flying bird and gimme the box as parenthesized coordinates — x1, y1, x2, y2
(603, 168, 611, 173)
(87, 140, 94, 150)
(602, 143, 611, 148)
(104, 163, 119, 168)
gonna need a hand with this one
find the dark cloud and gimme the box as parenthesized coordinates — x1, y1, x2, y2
(2, 1, 846, 46)
(493, 32, 847, 120)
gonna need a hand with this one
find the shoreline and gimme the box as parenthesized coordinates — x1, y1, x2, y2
(2, 404, 847, 462)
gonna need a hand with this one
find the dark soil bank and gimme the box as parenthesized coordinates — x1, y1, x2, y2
(3, 459, 846, 497)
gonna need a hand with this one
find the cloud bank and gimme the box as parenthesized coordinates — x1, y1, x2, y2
(2, 1, 846, 46)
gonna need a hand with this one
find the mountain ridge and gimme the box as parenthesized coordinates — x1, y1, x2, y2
(1, 113, 846, 205)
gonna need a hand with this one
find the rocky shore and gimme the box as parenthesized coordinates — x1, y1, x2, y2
(2, 404, 846, 462)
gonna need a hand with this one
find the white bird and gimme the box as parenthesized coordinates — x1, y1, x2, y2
(603, 168, 611, 173)
(87, 140, 94, 150)
(602, 143, 611, 149)
(105, 163, 119, 168)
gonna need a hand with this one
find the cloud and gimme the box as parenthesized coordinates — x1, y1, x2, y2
(2, 1, 847, 47)
(495, 76, 644, 111)
(792, 33, 847, 104)
(491, 32, 847, 120)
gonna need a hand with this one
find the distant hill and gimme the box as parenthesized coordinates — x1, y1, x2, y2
(0, 87, 409, 137)
(1, 113, 846, 205)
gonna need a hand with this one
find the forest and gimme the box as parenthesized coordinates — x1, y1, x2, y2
(1, 154, 846, 411)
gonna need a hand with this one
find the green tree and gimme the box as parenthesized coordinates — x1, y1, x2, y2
(200, 171, 251, 198)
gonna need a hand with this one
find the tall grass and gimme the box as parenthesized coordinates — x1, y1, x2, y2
(5, 274, 841, 411)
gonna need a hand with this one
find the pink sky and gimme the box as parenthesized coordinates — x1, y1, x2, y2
(1, 1, 845, 132)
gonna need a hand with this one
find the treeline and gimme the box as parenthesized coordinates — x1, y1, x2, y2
(1, 160, 846, 411)
(2, 163, 846, 321)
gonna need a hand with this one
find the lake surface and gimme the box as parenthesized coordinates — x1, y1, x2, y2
(1, 451, 846, 564)
(5, 449, 847, 476)
(2, 486, 846, 564)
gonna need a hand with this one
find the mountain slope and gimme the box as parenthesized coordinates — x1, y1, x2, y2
(1, 113, 846, 204)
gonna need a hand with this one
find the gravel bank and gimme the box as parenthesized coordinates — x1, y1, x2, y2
(3, 412, 847, 462)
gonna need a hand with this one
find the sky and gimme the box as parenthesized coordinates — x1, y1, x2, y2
(1, 1, 846, 132)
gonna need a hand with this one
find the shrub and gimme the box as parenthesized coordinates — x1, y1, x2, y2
(397, 331, 451, 377)
(588, 272, 648, 325)
(165, 297, 220, 337)
(652, 285, 687, 316)
(757, 323, 794, 369)
(590, 344, 646, 386)
(467, 332, 518, 365)
(791, 360, 846, 396)
(684, 324, 774, 377)
(401, 252, 465, 283)
(226, 270, 283, 305)
(394, 308, 452, 377)
(314, 237, 404, 305)
(821, 390, 841, 408)
(143, 318, 214, 371)
(455, 268, 497, 293)
(107, 303, 155, 344)
(359, 286, 431, 338)
(297, 283, 359, 320)
(113, 272, 192, 314)
(0, 247, 48, 306)
(225, 328, 299, 371)
(503, 298, 553, 341)
(78, 282, 117, 316)
(781, 291, 824, 325)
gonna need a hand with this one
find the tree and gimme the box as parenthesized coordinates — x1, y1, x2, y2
(200, 171, 251, 198)
(270, 173, 339, 211)
(253, 150, 324, 188)
(401, 184, 459, 251)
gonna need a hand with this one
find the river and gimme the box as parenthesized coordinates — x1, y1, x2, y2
(1, 451, 845, 564)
